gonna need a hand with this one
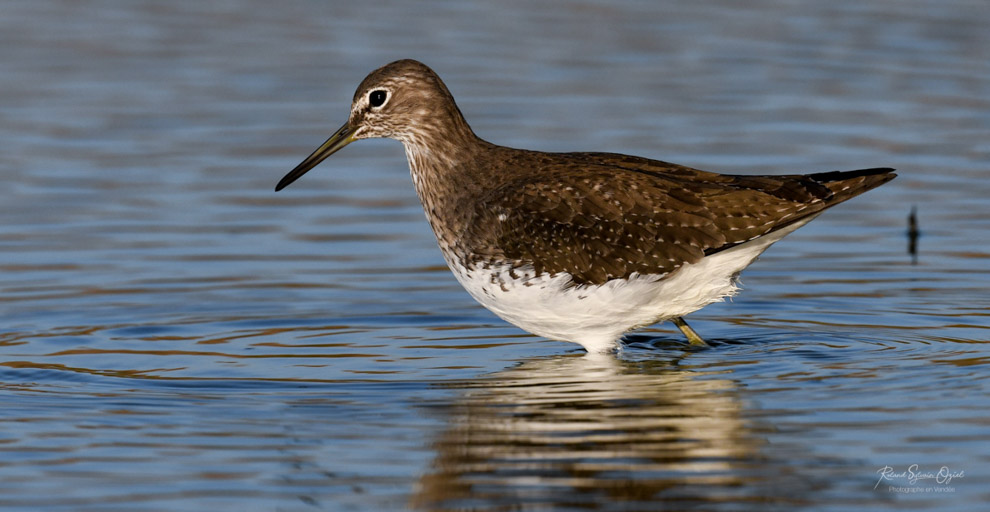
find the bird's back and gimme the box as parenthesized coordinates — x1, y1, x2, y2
(456, 149, 895, 286)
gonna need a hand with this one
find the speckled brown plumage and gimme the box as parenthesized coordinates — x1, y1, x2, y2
(460, 154, 894, 286)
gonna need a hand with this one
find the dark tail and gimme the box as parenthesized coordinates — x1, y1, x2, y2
(809, 167, 897, 204)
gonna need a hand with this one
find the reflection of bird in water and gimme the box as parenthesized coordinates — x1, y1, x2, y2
(411, 354, 820, 509)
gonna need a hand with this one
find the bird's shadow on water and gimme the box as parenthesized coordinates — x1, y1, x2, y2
(620, 332, 764, 353)
(617, 327, 889, 367)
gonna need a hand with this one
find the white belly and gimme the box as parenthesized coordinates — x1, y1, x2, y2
(443, 218, 814, 353)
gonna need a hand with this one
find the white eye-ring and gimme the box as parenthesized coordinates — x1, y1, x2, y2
(368, 89, 388, 108)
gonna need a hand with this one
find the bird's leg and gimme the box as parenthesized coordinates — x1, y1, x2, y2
(671, 317, 709, 346)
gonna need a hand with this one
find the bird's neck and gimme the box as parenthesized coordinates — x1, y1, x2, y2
(401, 116, 494, 258)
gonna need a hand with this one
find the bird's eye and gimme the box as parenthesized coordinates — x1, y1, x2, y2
(369, 90, 387, 108)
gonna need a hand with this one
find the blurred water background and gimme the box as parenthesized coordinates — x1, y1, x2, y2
(1, 0, 988, 510)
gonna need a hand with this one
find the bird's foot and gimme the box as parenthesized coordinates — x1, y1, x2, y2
(671, 317, 709, 347)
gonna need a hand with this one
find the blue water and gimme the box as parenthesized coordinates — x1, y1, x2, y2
(1, 0, 988, 510)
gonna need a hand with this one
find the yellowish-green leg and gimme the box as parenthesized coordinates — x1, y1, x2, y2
(671, 317, 709, 347)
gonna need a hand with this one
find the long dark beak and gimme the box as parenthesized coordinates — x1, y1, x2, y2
(275, 122, 355, 191)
